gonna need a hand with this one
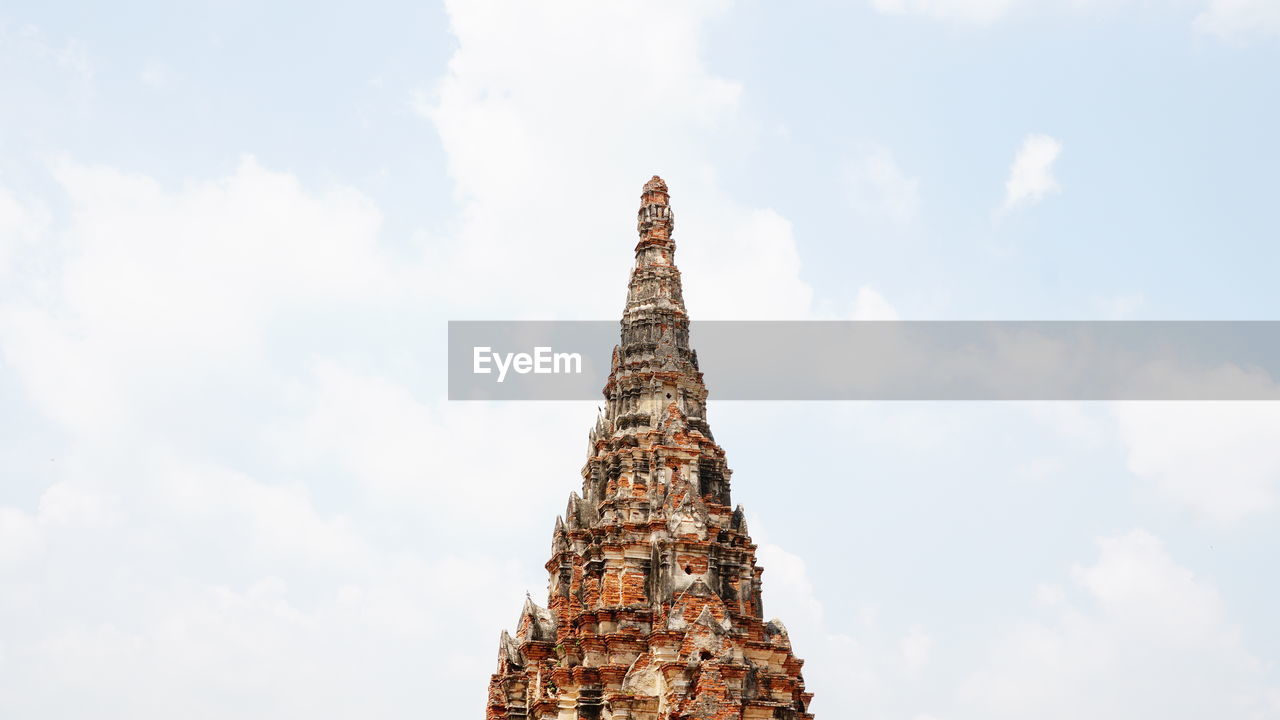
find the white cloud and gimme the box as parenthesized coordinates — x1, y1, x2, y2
(421, 0, 812, 319)
(0, 506, 42, 568)
(1014, 455, 1066, 483)
(0, 186, 45, 276)
(0, 22, 96, 129)
(755, 529, 939, 718)
(2, 23, 94, 81)
(960, 530, 1279, 719)
(1021, 402, 1110, 449)
(901, 625, 933, 670)
(1091, 291, 1147, 319)
(758, 542, 825, 627)
(847, 146, 921, 226)
(0, 154, 555, 716)
(1115, 402, 1280, 526)
(1000, 134, 1062, 214)
(0, 157, 405, 570)
(0, 3, 822, 715)
(270, 360, 591, 524)
(1194, 0, 1280, 42)
(0, 189, 22, 276)
(139, 61, 175, 89)
(3, 2, 1277, 718)
(3, 554, 529, 719)
(1023, 398, 1280, 526)
(0, 481, 122, 570)
(0, 155, 400, 441)
(869, 0, 1280, 40)
(870, 0, 1021, 24)
(851, 286, 901, 320)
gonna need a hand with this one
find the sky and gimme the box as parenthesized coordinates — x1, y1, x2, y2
(2, 0, 1280, 718)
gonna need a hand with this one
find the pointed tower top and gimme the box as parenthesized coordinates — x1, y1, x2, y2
(601, 174, 710, 439)
(642, 175, 669, 200)
(637, 175, 674, 249)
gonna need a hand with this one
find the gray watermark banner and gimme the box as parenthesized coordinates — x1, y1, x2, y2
(448, 321, 1280, 401)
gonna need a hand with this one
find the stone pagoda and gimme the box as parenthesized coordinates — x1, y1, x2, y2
(486, 177, 816, 720)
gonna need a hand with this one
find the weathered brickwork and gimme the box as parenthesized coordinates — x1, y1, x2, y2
(487, 177, 816, 720)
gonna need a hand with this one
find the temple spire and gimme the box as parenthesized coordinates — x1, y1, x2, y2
(608, 177, 708, 437)
(486, 175, 814, 719)
(626, 175, 686, 315)
(635, 175, 675, 261)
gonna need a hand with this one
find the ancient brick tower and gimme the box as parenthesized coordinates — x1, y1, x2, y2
(486, 177, 815, 720)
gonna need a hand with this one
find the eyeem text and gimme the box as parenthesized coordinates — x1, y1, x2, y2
(473, 346, 583, 383)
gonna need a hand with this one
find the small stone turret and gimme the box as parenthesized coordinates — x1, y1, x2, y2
(486, 177, 816, 719)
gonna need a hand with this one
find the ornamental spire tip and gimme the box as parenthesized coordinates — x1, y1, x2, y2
(637, 175, 673, 244)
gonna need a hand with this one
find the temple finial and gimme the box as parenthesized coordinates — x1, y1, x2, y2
(642, 175, 669, 204)
(637, 175, 674, 246)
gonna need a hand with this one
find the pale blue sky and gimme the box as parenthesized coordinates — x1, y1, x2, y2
(2, 2, 1279, 718)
